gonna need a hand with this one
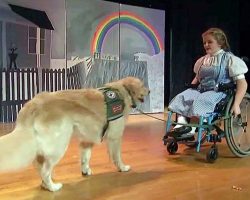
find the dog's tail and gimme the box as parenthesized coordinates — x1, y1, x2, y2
(0, 128, 37, 172)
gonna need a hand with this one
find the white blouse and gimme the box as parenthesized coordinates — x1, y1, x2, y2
(193, 49, 248, 81)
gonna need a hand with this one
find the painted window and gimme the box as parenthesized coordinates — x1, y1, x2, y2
(40, 29, 45, 54)
(28, 27, 45, 55)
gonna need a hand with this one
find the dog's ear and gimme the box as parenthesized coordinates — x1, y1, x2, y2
(123, 83, 136, 96)
(122, 77, 139, 95)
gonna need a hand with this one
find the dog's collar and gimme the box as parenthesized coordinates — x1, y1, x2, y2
(123, 86, 137, 108)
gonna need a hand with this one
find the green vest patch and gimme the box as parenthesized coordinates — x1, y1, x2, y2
(99, 87, 125, 121)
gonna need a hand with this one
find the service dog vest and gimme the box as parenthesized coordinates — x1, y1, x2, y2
(99, 87, 125, 121)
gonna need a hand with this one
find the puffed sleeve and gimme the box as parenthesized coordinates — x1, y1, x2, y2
(228, 55, 248, 80)
(193, 56, 205, 74)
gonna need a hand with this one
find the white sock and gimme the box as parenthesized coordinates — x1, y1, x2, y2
(185, 118, 207, 136)
(186, 127, 196, 135)
(174, 116, 187, 129)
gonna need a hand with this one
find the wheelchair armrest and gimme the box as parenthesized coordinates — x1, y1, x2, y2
(214, 98, 228, 113)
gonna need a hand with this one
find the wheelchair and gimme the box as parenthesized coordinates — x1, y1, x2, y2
(163, 83, 250, 163)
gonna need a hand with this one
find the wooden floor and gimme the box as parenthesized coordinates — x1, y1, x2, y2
(1, 114, 250, 200)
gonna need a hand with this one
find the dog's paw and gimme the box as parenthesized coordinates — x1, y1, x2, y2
(41, 182, 63, 192)
(82, 167, 92, 176)
(119, 165, 131, 172)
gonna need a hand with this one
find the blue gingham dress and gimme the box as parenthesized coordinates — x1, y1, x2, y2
(168, 50, 247, 117)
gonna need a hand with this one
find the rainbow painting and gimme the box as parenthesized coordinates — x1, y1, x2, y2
(91, 10, 164, 55)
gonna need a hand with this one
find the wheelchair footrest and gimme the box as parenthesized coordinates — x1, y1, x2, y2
(164, 132, 195, 142)
(163, 126, 195, 144)
(174, 135, 195, 142)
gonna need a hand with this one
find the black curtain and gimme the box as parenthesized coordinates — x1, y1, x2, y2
(168, 0, 240, 101)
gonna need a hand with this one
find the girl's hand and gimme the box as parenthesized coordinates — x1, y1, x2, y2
(231, 103, 241, 117)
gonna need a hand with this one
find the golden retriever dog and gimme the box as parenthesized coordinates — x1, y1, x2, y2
(0, 76, 149, 192)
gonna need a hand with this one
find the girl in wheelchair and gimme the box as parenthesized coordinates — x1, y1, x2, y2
(169, 27, 248, 136)
(164, 28, 249, 161)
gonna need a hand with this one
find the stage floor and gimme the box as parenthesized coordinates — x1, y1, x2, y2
(1, 113, 250, 200)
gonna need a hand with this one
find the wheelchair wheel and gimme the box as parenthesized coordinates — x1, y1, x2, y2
(167, 139, 178, 154)
(206, 144, 218, 163)
(224, 93, 250, 157)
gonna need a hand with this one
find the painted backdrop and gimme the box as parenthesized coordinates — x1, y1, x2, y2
(66, 0, 165, 112)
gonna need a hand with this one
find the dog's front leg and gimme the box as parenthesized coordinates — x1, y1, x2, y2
(106, 118, 130, 172)
(107, 138, 130, 172)
(80, 142, 93, 176)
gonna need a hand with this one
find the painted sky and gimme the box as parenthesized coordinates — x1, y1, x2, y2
(66, 0, 165, 59)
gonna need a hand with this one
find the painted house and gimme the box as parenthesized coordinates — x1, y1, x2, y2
(0, 0, 66, 69)
(0, 4, 53, 69)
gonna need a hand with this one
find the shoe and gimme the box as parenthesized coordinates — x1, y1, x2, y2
(175, 126, 196, 141)
(167, 126, 192, 138)
(174, 126, 192, 135)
